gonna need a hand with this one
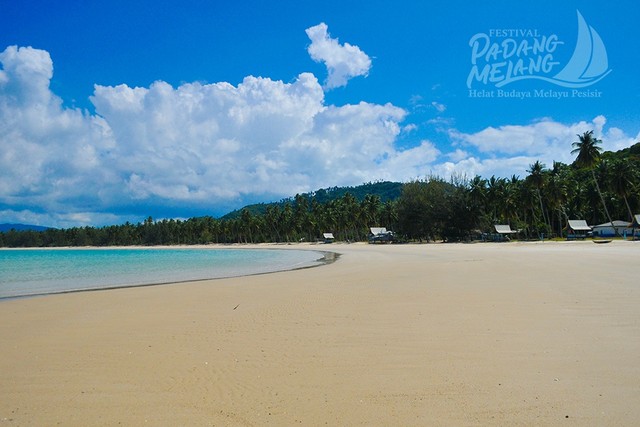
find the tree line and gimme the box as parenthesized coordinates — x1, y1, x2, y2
(1, 132, 638, 247)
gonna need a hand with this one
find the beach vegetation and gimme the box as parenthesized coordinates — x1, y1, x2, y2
(2, 139, 639, 246)
(572, 131, 617, 235)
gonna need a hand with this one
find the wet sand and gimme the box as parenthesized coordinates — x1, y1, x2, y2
(1, 241, 639, 425)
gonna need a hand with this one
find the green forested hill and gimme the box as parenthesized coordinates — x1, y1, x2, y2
(222, 141, 640, 221)
(221, 181, 403, 220)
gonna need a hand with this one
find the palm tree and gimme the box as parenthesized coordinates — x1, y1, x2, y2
(263, 205, 281, 242)
(380, 200, 398, 231)
(485, 176, 502, 223)
(469, 175, 487, 208)
(293, 194, 311, 241)
(546, 172, 569, 237)
(361, 194, 382, 228)
(281, 203, 294, 242)
(526, 161, 550, 233)
(608, 159, 636, 221)
(339, 193, 360, 240)
(503, 175, 522, 224)
(468, 175, 488, 229)
(239, 208, 255, 243)
(571, 130, 617, 235)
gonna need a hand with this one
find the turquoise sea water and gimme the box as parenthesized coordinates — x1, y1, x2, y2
(0, 248, 325, 299)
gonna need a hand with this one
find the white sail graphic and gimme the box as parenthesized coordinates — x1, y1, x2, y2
(552, 10, 611, 87)
(492, 10, 611, 88)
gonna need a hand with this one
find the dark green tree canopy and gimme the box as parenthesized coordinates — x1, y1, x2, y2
(2, 140, 639, 247)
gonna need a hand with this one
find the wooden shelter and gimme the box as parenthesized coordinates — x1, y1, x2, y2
(566, 220, 591, 240)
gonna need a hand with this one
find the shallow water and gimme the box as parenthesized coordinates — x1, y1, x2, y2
(0, 248, 324, 299)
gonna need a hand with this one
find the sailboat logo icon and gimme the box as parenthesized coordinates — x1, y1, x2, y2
(466, 10, 611, 90)
(551, 10, 612, 88)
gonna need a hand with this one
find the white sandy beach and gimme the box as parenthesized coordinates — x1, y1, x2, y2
(1, 241, 639, 426)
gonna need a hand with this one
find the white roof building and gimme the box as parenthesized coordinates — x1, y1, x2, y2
(567, 220, 591, 232)
(592, 220, 633, 237)
(494, 224, 517, 234)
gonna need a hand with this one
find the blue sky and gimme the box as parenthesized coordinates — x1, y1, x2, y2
(1, 0, 639, 227)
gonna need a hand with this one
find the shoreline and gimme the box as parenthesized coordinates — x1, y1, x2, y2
(0, 246, 338, 302)
(1, 241, 639, 425)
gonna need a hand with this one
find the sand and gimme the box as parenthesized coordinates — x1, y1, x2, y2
(1, 241, 639, 426)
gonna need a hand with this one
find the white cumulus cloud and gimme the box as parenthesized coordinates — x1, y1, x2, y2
(1, 42, 637, 228)
(305, 22, 372, 89)
(0, 46, 117, 220)
(442, 116, 639, 178)
(0, 44, 428, 227)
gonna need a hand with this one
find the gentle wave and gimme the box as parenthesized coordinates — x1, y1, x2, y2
(0, 248, 326, 299)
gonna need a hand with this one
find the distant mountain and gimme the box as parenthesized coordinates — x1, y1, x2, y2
(222, 181, 403, 220)
(0, 223, 52, 232)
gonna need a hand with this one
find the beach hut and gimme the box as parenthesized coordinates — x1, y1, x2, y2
(494, 224, 517, 234)
(322, 233, 335, 243)
(592, 220, 633, 237)
(492, 224, 518, 241)
(566, 219, 591, 240)
(369, 227, 395, 243)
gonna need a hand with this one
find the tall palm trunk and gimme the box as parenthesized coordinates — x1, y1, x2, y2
(536, 189, 551, 234)
(623, 195, 634, 222)
(592, 169, 618, 237)
(557, 208, 563, 237)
